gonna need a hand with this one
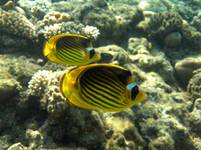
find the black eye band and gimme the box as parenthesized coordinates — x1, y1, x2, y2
(127, 83, 139, 100)
(87, 47, 95, 58)
(131, 85, 139, 100)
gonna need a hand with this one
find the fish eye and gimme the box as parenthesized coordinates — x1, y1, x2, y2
(87, 47, 95, 59)
(127, 83, 139, 100)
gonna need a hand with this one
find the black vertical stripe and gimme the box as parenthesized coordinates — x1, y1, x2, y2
(58, 42, 83, 57)
(86, 73, 122, 100)
(81, 84, 111, 109)
(81, 78, 122, 108)
(57, 50, 82, 63)
(90, 71, 124, 92)
(59, 48, 82, 61)
(83, 77, 124, 107)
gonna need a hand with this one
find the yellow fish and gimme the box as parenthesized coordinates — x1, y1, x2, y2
(43, 34, 100, 66)
(60, 64, 146, 112)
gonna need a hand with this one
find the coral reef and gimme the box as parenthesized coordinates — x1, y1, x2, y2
(0, 77, 20, 103)
(96, 44, 130, 65)
(144, 12, 183, 45)
(28, 70, 67, 118)
(187, 69, 201, 99)
(38, 21, 84, 39)
(0, 10, 37, 40)
(81, 3, 143, 44)
(175, 56, 201, 86)
(191, 12, 201, 32)
(129, 49, 175, 85)
(137, 0, 170, 12)
(17, 0, 52, 18)
(42, 11, 71, 26)
(139, 11, 201, 50)
(7, 142, 27, 150)
(181, 23, 201, 50)
(1, 0, 201, 149)
(127, 37, 152, 55)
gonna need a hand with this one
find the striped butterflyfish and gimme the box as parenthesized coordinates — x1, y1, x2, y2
(43, 34, 100, 66)
(60, 64, 146, 112)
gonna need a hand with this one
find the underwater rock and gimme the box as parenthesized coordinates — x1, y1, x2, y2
(140, 72, 172, 102)
(148, 12, 182, 38)
(191, 12, 201, 32)
(145, 12, 183, 44)
(175, 56, 201, 85)
(0, 54, 41, 92)
(192, 137, 201, 150)
(139, 11, 201, 50)
(81, 3, 143, 44)
(7, 142, 27, 150)
(103, 111, 145, 149)
(46, 110, 106, 149)
(164, 32, 182, 48)
(185, 108, 201, 137)
(181, 23, 201, 50)
(2, 0, 15, 11)
(148, 134, 174, 150)
(127, 37, 152, 55)
(187, 69, 201, 99)
(51, 1, 77, 14)
(138, 0, 171, 12)
(106, 133, 130, 150)
(4, 56, 41, 86)
(0, 60, 21, 103)
(0, 35, 28, 53)
(25, 129, 44, 149)
(171, 2, 195, 22)
(96, 44, 130, 65)
(0, 78, 20, 103)
(130, 53, 175, 85)
(0, 10, 37, 40)
(17, 0, 52, 18)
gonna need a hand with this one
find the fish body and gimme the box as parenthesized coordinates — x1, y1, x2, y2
(43, 34, 100, 66)
(60, 64, 146, 112)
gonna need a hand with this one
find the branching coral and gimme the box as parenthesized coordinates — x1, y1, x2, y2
(191, 12, 201, 32)
(81, 25, 100, 40)
(39, 21, 84, 39)
(28, 70, 67, 118)
(28, 70, 52, 97)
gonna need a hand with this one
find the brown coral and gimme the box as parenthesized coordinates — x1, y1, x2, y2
(147, 12, 183, 41)
(43, 11, 71, 26)
(144, 11, 201, 49)
(0, 10, 37, 40)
